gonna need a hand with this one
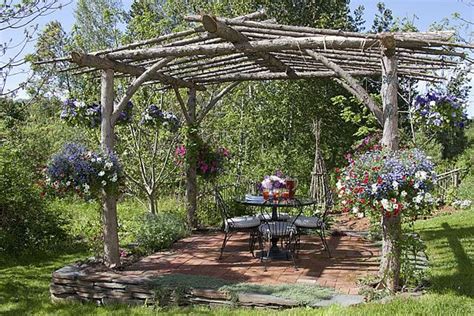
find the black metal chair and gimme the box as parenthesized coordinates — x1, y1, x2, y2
(293, 202, 332, 257)
(258, 199, 304, 271)
(214, 188, 260, 259)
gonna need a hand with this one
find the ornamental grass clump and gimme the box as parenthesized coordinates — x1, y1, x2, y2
(337, 148, 437, 219)
(46, 143, 123, 199)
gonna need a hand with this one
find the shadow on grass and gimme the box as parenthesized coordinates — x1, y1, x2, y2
(0, 244, 95, 315)
(419, 223, 473, 297)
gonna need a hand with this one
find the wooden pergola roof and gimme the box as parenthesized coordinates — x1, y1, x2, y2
(43, 10, 471, 92)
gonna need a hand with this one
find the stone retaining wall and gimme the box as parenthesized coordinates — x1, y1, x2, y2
(50, 263, 303, 308)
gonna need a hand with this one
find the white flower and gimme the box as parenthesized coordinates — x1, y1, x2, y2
(392, 181, 399, 190)
(381, 199, 390, 210)
(336, 180, 343, 190)
(66, 181, 71, 186)
(342, 200, 348, 205)
(424, 193, 434, 203)
(352, 207, 359, 214)
(144, 114, 152, 121)
(371, 184, 378, 194)
(83, 183, 90, 193)
(414, 182, 420, 189)
(104, 162, 113, 170)
(111, 173, 118, 183)
(98, 171, 105, 177)
(96, 157, 102, 162)
(357, 212, 364, 219)
(101, 180, 107, 186)
(413, 194, 423, 204)
(76, 101, 86, 108)
(429, 100, 436, 106)
(401, 191, 407, 198)
(415, 171, 428, 180)
(345, 176, 350, 181)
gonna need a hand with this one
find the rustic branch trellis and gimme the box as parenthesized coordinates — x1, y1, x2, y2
(37, 10, 472, 283)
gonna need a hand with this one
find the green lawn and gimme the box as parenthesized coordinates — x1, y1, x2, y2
(1, 209, 473, 315)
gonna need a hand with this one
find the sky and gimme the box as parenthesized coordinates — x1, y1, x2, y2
(1, 0, 473, 115)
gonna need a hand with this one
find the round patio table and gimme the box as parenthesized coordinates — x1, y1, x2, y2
(235, 197, 316, 259)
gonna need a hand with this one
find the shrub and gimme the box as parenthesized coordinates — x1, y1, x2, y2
(135, 212, 189, 254)
(0, 145, 68, 254)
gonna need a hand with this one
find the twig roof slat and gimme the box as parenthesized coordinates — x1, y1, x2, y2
(36, 10, 470, 88)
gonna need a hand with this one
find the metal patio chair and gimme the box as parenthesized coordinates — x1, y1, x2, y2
(293, 201, 332, 257)
(214, 188, 260, 259)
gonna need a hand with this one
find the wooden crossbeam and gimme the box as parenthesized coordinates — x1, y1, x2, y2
(70, 52, 205, 90)
(201, 14, 297, 77)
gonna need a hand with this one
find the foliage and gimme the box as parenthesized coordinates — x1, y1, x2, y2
(337, 148, 436, 219)
(134, 212, 189, 255)
(46, 143, 124, 199)
(333, 94, 380, 137)
(0, 144, 68, 254)
(60, 99, 133, 128)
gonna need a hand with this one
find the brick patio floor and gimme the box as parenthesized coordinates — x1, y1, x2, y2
(124, 232, 380, 295)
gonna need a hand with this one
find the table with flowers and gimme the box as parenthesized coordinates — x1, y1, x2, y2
(235, 172, 316, 259)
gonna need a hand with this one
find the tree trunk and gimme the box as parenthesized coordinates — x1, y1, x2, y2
(379, 35, 401, 291)
(379, 215, 402, 291)
(100, 69, 120, 267)
(185, 88, 198, 228)
(186, 153, 198, 228)
(147, 193, 157, 215)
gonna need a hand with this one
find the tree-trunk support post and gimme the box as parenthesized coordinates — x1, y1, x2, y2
(100, 68, 120, 267)
(379, 34, 401, 292)
(185, 87, 198, 228)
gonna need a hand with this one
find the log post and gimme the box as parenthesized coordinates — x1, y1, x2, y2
(379, 34, 401, 291)
(100, 69, 120, 267)
(185, 88, 198, 228)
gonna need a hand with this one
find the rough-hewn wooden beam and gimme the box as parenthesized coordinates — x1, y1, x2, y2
(70, 52, 205, 90)
(105, 36, 383, 60)
(201, 14, 296, 76)
(191, 70, 380, 83)
(305, 49, 383, 126)
(112, 56, 175, 124)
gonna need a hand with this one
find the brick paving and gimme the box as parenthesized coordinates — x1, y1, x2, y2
(124, 232, 380, 295)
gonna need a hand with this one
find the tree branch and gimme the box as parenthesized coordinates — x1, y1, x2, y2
(196, 82, 240, 124)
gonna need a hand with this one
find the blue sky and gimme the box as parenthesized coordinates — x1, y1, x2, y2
(2, 0, 473, 115)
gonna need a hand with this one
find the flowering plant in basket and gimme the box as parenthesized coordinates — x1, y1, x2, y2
(60, 99, 133, 128)
(174, 143, 230, 180)
(411, 91, 468, 131)
(337, 148, 436, 219)
(140, 104, 180, 132)
(46, 143, 123, 199)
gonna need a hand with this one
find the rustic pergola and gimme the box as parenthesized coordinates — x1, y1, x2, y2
(39, 10, 471, 288)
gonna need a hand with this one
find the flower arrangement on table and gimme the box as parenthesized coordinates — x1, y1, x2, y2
(46, 143, 123, 199)
(411, 91, 468, 131)
(140, 104, 180, 132)
(60, 99, 133, 128)
(337, 148, 436, 219)
(260, 171, 287, 191)
(174, 143, 230, 180)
